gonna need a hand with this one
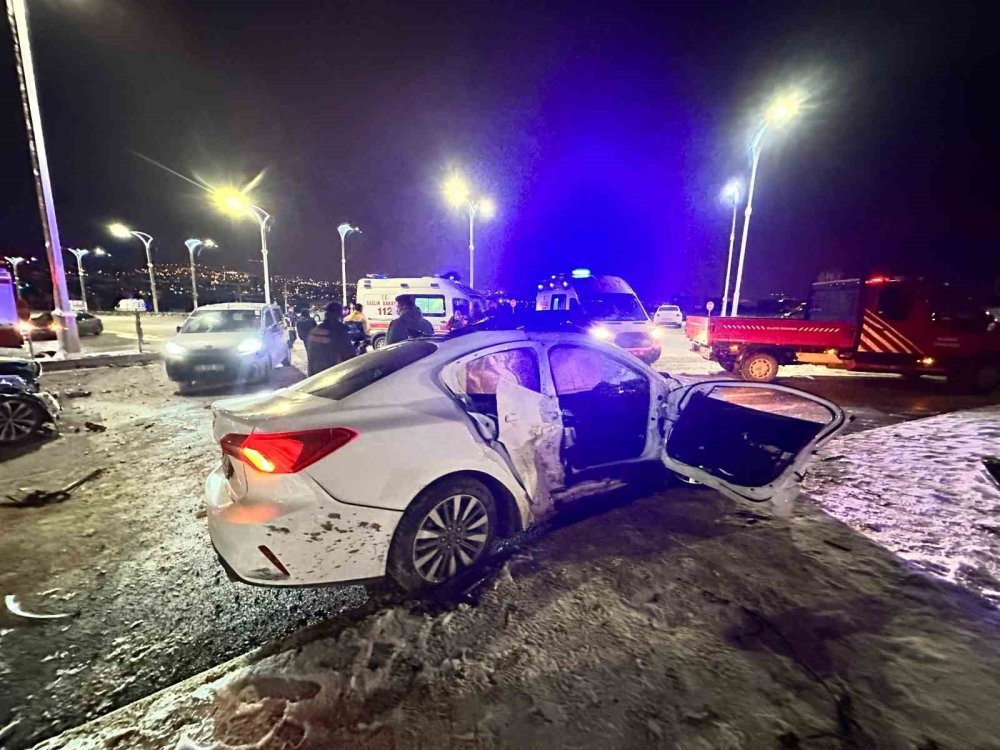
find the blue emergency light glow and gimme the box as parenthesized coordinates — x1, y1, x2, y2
(571, 268, 591, 279)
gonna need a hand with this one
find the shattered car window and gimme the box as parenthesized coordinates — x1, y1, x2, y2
(465, 348, 541, 395)
(549, 346, 641, 395)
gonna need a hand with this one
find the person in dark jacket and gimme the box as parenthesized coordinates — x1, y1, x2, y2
(385, 294, 434, 345)
(306, 302, 355, 375)
(294, 308, 317, 346)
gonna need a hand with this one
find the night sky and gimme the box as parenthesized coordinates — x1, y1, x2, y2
(1, 0, 996, 302)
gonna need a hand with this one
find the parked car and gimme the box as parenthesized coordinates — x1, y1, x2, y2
(205, 317, 845, 593)
(653, 304, 684, 327)
(0, 358, 60, 446)
(21, 311, 104, 340)
(164, 302, 291, 391)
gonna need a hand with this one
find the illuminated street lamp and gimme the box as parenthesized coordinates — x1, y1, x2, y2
(337, 223, 361, 307)
(720, 180, 742, 317)
(3, 256, 30, 299)
(731, 90, 805, 316)
(109, 223, 158, 312)
(184, 238, 217, 309)
(64, 246, 108, 311)
(211, 187, 273, 305)
(443, 174, 495, 289)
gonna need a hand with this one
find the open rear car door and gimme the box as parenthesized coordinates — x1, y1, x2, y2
(661, 381, 846, 515)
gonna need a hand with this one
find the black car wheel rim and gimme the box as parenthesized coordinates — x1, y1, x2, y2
(0, 400, 38, 443)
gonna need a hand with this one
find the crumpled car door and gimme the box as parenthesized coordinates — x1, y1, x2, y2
(661, 381, 846, 515)
(440, 344, 566, 520)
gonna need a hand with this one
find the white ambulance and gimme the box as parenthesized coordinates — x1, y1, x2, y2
(357, 276, 486, 349)
(535, 269, 662, 364)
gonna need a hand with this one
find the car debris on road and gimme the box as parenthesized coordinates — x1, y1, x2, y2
(4, 594, 75, 621)
(3, 468, 104, 507)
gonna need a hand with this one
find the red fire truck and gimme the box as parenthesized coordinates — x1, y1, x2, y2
(686, 276, 1000, 391)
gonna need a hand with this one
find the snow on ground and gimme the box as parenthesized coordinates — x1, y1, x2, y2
(806, 405, 1000, 606)
(37, 409, 1000, 750)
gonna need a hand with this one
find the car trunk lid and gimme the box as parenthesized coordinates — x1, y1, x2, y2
(211, 388, 343, 498)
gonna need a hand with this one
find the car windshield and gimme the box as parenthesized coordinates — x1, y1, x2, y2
(181, 309, 260, 334)
(583, 294, 648, 322)
(293, 340, 437, 400)
(659, 306, 679, 312)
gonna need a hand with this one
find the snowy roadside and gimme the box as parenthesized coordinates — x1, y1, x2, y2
(805, 405, 1000, 606)
(35, 408, 1000, 750)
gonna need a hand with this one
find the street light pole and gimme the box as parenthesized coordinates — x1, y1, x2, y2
(443, 175, 494, 289)
(248, 206, 272, 306)
(184, 238, 215, 310)
(65, 247, 89, 311)
(731, 89, 806, 317)
(337, 223, 360, 307)
(7, 0, 79, 353)
(720, 181, 741, 317)
(467, 203, 478, 289)
(3, 256, 27, 299)
(135, 232, 158, 313)
(108, 224, 158, 312)
(731, 126, 765, 318)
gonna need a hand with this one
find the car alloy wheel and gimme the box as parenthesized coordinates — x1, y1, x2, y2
(412, 493, 491, 583)
(0, 398, 43, 445)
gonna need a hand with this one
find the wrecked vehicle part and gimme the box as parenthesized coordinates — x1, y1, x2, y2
(661, 381, 846, 514)
(494, 377, 565, 522)
(0, 359, 60, 447)
(5, 468, 104, 507)
(4, 594, 74, 620)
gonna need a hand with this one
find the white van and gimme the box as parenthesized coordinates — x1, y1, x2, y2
(357, 277, 486, 349)
(535, 270, 662, 364)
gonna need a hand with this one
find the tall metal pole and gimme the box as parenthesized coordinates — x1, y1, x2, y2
(7, 0, 79, 352)
(184, 239, 202, 309)
(732, 126, 766, 317)
(340, 232, 348, 307)
(250, 207, 272, 306)
(468, 203, 477, 289)
(721, 196, 738, 317)
(71, 252, 88, 311)
(189, 251, 199, 309)
(131, 232, 158, 313)
(337, 223, 359, 307)
(4, 257, 26, 299)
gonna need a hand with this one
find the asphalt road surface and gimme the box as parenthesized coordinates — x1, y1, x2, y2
(1, 329, 998, 748)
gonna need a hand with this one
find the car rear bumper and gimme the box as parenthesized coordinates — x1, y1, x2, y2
(205, 466, 403, 586)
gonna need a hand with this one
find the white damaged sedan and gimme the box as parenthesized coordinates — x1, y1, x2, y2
(205, 323, 845, 592)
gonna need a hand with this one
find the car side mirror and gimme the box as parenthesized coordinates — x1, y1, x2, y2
(176, 325, 182, 333)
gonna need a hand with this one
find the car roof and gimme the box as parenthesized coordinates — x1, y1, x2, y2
(192, 302, 270, 311)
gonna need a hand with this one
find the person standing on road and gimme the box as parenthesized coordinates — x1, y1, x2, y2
(385, 294, 434, 345)
(294, 308, 316, 349)
(306, 302, 354, 375)
(345, 303, 370, 336)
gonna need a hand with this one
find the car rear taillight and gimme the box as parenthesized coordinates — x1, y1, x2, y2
(220, 428, 357, 474)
